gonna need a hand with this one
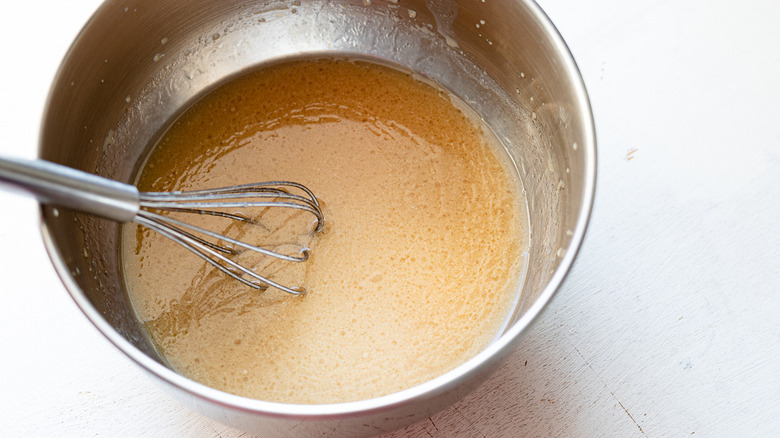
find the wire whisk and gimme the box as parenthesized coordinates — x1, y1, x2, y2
(0, 157, 323, 295)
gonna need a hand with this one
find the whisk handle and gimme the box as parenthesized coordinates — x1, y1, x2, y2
(0, 156, 140, 222)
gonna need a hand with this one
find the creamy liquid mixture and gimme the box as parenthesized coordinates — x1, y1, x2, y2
(122, 59, 527, 404)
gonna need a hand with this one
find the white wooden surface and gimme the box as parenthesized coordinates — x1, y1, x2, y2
(1, 0, 779, 436)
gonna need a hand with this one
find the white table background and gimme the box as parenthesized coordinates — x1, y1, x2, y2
(1, 1, 778, 436)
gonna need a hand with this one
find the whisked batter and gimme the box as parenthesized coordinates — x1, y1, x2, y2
(122, 59, 527, 404)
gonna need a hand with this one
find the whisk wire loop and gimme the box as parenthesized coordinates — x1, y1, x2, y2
(136, 181, 323, 294)
(139, 181, 324, 232)
(137, 210, 310, 262)
(134, 214, 303, 295)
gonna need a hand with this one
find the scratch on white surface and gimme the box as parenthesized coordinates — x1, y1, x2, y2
(381, 403, 487, 438)
(618, 400, 646, 436)
(208, 423, 226, 438)
(573, 346, 647, 436)
(451, 406, 488, 438)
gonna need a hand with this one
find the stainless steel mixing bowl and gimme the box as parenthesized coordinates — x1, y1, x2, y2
(39, 0, 596, 436)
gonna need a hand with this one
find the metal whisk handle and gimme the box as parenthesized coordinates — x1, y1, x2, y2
(0, 156, 140, 222)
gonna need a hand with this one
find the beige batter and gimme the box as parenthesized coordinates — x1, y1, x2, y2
(122, 59, 527, 404)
